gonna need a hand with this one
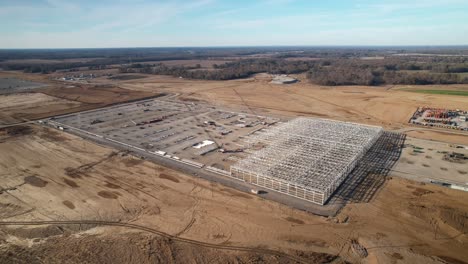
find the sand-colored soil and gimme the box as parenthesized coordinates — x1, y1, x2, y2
(108, 74, 468, 142)
(0, 74, 159, 125)
(0, 126, 467, 263)
(394, 137, 468, 184)
(403, 129, 468, 145)
(0, 93, 81, 125)
(39, 85, 158, 104)
(0, 230, 315, 264)
(2, 71, 467, 143)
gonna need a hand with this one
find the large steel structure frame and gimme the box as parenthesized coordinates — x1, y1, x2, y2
(230, 118, 383, 205)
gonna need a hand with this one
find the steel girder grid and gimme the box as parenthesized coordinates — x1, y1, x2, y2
(231, 118, 383, 205)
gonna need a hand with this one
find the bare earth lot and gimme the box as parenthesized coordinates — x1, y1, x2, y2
(3, 71, 467, 144)
(0, 93, 81, 125)
(108, 74, 468, 144)
(0, 73, 160, 125)
(393, 137, 468, 184)
(0, 126, 467, 263)
(0, 78, 48, 94)
(1, 70, 468, 263)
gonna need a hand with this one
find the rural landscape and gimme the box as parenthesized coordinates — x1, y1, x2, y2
(0, 46, 467, 264)
(1, 0, 468, 263)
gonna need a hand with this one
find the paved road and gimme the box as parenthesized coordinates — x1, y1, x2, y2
(392, 126, 467, 137)
(0, 94, 171, 129)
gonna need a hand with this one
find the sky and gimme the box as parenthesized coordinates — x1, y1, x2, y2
(1, 0, 467, 48)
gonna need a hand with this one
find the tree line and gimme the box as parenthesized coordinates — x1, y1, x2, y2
(120, 59, 318, 80)
(306, 59, 468, 85)
(120, 57, 468, 85)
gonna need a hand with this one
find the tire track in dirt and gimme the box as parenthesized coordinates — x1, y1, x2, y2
(175, 184, 203, 237)
(0, 220, 310, 263)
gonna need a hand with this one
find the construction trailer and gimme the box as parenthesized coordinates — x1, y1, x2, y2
(230, 117, 383, 205)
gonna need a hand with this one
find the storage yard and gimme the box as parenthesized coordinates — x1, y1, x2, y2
(49, 97, 279, 175)
(410, 107, 468, 130)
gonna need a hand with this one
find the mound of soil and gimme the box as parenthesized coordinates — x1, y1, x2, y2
(439, 207, 468, 234)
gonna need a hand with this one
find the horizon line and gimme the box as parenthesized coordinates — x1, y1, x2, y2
(2, 44, 468, 51)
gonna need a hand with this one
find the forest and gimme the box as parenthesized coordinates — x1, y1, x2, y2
(120, 56, 468, 85)
(2, 46, 468, 85)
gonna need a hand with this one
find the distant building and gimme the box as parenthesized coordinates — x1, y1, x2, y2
(270, 75, 298, 85)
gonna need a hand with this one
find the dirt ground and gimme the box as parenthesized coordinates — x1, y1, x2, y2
(1, 70, 468, 263)
(95, 73, 468, 143)
(393, 137, 468, 184)
(2, 71, 467, 144)
(0, 72, 160, 125)
(0, 93, 82, 125)
(403, 129, 468, 145)
(0, 126, 467, 263)
(0, 230, 320, 264)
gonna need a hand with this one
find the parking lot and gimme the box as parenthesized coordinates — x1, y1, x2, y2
(52, 98, 280, 171)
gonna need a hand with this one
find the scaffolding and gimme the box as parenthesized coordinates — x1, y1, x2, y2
(230, 117, 383, 205)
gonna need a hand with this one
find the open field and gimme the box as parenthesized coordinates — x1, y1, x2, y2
(0, 93, 82, 125)
(87, 73, 468, 142)
(39, 84, 159, 104)
(0, 73, 161, 125)
(0, 125, 467, 263)
(112, 74, 468, 126)
(0, 77, 48, 95)
(2, 70, 467, 144)
(402, 89, 468, 96)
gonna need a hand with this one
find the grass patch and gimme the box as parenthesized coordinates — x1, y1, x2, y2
(402, 89, 468, 97)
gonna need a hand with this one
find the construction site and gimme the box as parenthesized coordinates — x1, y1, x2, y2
(410, 107, 468, 130)
(231, 118, 383, 205)
(42, 96, 388, 206)
(2, 55, 468, 263)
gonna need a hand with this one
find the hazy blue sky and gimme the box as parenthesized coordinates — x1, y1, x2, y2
(1, 0, 467, 48)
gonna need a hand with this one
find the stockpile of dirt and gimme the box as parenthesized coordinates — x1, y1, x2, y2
(0, 230, 334, 264)
(439, 207, 468, 234)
